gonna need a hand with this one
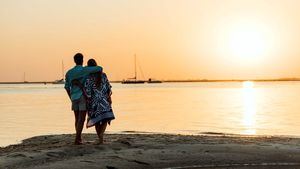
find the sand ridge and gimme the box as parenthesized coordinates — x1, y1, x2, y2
(1, 133, 300, 169)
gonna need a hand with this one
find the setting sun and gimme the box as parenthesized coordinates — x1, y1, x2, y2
(214, 17, 278, 68)
(226, 21, 271, 63)
(229, 29, 265, 60)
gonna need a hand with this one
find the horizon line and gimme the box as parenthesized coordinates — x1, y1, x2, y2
(1, 77, 300, 84)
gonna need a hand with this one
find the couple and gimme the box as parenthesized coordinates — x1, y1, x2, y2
(64, 53, 115, 145)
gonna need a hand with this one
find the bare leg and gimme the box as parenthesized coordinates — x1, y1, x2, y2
(74, 111, 86, 145)
(95, 122, 107, 144)
(74, 111, 79, 130)
(74, 111, 79, 143)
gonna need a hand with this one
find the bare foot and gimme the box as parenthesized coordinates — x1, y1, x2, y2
(74, 139, 83, 145)
(93, 140, 105, 145)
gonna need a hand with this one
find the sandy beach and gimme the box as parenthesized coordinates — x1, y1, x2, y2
(1, 133, 300, 169)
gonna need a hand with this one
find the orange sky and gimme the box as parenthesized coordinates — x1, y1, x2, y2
(1, 0, 300, 82)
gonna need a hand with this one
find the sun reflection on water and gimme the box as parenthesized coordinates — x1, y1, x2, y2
(242, 81, 257, 135)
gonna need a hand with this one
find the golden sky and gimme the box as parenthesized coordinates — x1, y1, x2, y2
(1, 0, 300, 82)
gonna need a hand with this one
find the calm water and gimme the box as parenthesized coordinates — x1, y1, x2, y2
(0, 82, 300, 147)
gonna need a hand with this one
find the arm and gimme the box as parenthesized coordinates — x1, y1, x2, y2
(64, 72, 71, 99)
(103, 73, 112, 104)
(72, 79, 89, 99)
(82, 66, 103, 76)
(72, 79, 84, 89)
(104, 73, 112, 95)
(65, 89, 71, 99)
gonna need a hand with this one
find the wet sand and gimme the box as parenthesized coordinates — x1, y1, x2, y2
(1, 133, 300, 169)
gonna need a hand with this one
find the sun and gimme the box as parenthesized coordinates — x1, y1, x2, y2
(229, 30, 265, 59)
(226, 22, 269, 63)
(215, 20, 274, 64)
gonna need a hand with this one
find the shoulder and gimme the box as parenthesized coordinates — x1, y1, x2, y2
(102, 73, 109, 80)
(66, 68, 73, 74)
(65, 69, 72, 77)
(66, 66, 77, 75)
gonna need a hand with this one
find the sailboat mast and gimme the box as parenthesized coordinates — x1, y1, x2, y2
(134, 54, 137, 82)
(62, 60, 64, 80)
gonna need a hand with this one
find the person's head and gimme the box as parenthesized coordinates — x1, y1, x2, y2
(87, 59, 102, 86)
(87, 59, 97, 66)
(73, 53, 83, 65)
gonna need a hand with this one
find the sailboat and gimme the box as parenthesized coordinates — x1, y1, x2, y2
(53, 60, 65, 84)
(122, 55, 145, 84)
(147, 78, 162, 83)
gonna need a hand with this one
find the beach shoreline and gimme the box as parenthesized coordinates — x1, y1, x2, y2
(1, 133, 300, 169)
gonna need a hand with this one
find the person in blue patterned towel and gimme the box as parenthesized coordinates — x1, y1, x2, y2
(76, 59, 115, 144)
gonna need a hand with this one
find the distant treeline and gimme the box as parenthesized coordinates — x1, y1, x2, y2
(160, 78, 300, 83)
(113, 78, 300, 83)
(1, 78, 300, 84)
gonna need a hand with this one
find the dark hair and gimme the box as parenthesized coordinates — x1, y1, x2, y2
(87, 59, 102, 87)
(74, 53, 83, 65)
(87, 59, 97, 66)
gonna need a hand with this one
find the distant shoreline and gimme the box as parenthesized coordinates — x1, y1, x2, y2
(1, 78, 300, 84)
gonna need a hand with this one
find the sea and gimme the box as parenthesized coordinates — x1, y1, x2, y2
(0, 81, 300, 147)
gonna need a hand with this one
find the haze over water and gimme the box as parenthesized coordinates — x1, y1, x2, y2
(2, 0, 300, 82)
(0, 81, 300, 147)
